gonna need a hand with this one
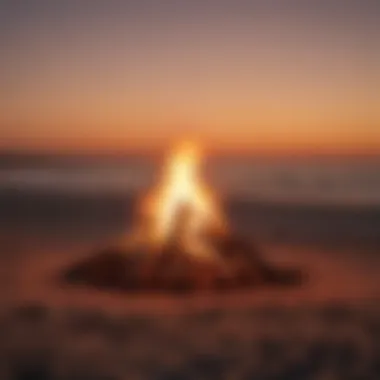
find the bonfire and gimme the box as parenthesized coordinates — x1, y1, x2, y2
(64, 141, 304, 293)
(128, 141, 227, 260)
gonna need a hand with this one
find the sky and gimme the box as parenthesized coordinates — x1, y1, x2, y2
(0, 0, 379, 155)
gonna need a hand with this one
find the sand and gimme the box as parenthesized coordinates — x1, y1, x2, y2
(1, 243, 378, 313)
(0, 241, 379, 379)
(0, 191, 379, 379)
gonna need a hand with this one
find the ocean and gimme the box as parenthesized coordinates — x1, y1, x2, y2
(1, 155, 380, 205)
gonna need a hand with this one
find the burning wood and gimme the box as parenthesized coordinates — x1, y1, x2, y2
(63, 141, 305, 293)
(133, 141, 227, 259)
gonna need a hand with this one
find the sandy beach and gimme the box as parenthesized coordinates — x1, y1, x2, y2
(0, 189, 379, 379)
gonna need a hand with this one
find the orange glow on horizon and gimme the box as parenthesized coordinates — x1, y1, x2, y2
(1, 2, 379, 156)
(1, 126, 379, 157)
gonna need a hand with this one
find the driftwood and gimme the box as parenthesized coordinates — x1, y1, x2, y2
(62, 232, 305, 294)
(63, 203, 305, 293)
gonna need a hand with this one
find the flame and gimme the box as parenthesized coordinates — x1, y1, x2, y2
(138, 141, 226, 258)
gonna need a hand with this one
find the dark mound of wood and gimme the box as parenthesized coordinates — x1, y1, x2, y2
(62, 234, 306, 294)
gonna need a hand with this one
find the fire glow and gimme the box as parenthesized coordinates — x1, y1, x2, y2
(135, 141, 227, 259)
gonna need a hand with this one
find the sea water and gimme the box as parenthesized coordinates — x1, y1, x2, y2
(1, 155, 380, 206)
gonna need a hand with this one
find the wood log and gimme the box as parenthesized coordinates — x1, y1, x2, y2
(61, 232, 306, 294)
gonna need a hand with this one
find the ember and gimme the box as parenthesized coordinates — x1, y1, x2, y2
(63, 141, 305, 293)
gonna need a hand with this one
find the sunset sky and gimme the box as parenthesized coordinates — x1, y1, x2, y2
(0, 0, 379, 155)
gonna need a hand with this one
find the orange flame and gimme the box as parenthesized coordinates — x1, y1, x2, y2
(139, 141, 226, 257)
